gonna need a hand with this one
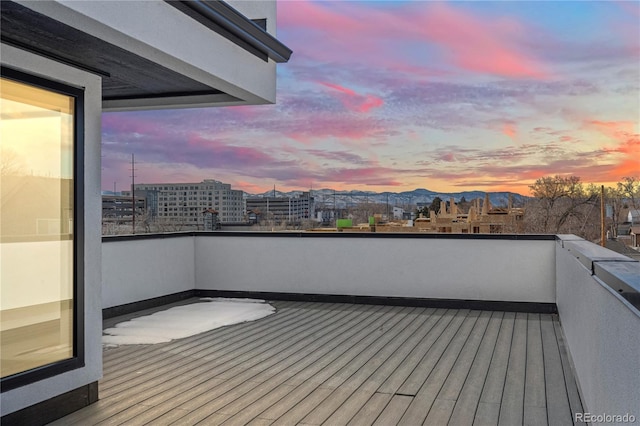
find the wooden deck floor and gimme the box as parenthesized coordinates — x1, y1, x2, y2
(52, 299, 585, 425)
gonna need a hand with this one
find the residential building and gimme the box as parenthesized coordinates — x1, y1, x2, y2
(246, 192, 314, 224)
(392, 206, 404, 219)
(414, 194, 525, 234)
(133, 180, 244, 225)
(1, 0, 291, 422)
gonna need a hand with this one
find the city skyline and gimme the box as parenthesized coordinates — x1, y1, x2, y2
(102, 0, 639, 195)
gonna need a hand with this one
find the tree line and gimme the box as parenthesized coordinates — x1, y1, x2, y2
(525, 175, 639, 240)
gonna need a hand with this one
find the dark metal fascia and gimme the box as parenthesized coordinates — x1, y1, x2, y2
(170, 0, 292, 63)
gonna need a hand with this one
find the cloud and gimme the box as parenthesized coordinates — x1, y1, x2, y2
(503, 123, 517, 139)
(317, 82, 384, 113)
(279, 0, 551, 79)
(303, 149, 370, 165)
(415, 2, 550, 79)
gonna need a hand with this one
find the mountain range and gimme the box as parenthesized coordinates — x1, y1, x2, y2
(245, 188, 527, 209)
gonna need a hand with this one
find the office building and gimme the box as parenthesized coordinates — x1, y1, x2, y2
(133, 180, 244, 225)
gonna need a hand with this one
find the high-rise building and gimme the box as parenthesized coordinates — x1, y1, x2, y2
(133, 180, 244, 225)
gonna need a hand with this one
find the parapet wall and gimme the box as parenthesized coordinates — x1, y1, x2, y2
(555, 235, 640, 419)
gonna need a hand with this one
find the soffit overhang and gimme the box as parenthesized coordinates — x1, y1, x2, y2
(0, 1, 291, 110)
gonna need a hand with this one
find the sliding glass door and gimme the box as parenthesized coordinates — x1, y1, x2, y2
(1, 70, 82, 384)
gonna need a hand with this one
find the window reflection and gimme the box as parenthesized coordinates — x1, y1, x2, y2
(1, 77, 75, 378)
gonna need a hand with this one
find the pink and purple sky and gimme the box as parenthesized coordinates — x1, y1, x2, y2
(102, 0, 640, 195)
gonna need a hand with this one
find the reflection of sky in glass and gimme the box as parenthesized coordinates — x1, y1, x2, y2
(1, 78, 75, 377)
(1, 79, 73, 179)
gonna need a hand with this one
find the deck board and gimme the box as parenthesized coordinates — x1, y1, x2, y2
(498, 311, 527, 426)
(541, 314, 574, 426)
(448, 311, 503, 426)
(50, 299, 584, 426)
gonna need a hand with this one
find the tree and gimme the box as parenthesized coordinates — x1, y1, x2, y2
(0, 148, 25, 176)
(618, 176, 640, 210)
(605, 185, 626, 238)
(526, 175, 597, 235)
(429, 197, 442, 215)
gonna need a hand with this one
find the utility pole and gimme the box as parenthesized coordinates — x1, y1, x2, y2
(333, 189, 336, 225)
(131, 154, 136, 234)
(601, 185, 606, 247)
(386, 193, 389, 219)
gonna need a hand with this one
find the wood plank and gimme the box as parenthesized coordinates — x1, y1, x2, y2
(372, 395, 412, 426)
(420, 311, 492, 425)
(141, 407, 191, 426)
(474, 402, 500, 426)
(49, 303, 586, 426)
(246, 418, 274, 426)
(146, 302, 373, 426)
(280, 305, 400, 387)
(321, 308, 420, 390)
(319, 310, 435, 424)
(155, 304, 379, 424)
(524, 405, 548, 426)
(300, 308, 421, 425)
(267, 387, 334, 425)
(172, 410, 229, 425)
(437, 310, 492, 400)
(323, 389, 382, 425)
(212, 306, 389, 422)
(376, 309, 455, 394)
(359, 308, 442, 393)
(449, 311, 503, 426)
(101, 300, 306, 375)
(320, 309, 440, 424)
(74, 303, 345, 425)
(395, 309, 469, 396)
(423, 398, 457, 425)
(541, 315, 573, 426)
(100, 301, 318, 392)
(524, 313, 548, 426)
(398, 311, 480, 425)
(498, 311, 527, 426)
(218, 383, 297, 425)
(553, 316, 585, 423)
(243, 307, 410, 423)
(340, 308, 437, 391)
(347, 392, 392, 426)
(479, 312, 515, 405)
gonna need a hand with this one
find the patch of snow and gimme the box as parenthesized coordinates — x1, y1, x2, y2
(102, 298, 275, 346)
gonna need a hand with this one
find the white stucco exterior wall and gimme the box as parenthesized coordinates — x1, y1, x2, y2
(194, 235, 556, 303)
(1, 43, 103, 415)
(556, 240, 640, 419)
(102, 236, 195, 309)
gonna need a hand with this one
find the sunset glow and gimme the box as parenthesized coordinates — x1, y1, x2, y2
(101, 1, 640, 195)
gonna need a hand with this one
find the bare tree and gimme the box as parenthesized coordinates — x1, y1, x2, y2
(526, 175, 597, 235)
(1, 148, 25, 176)
(606, 185, 626, 238)
(618, 176, 640, 210)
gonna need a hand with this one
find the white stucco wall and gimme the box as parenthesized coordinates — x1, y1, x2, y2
(102, 236, 195, 309)
(1, 43, 103, 415)
(194, 235, 556, 303)
(556, 238, 640, 419)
